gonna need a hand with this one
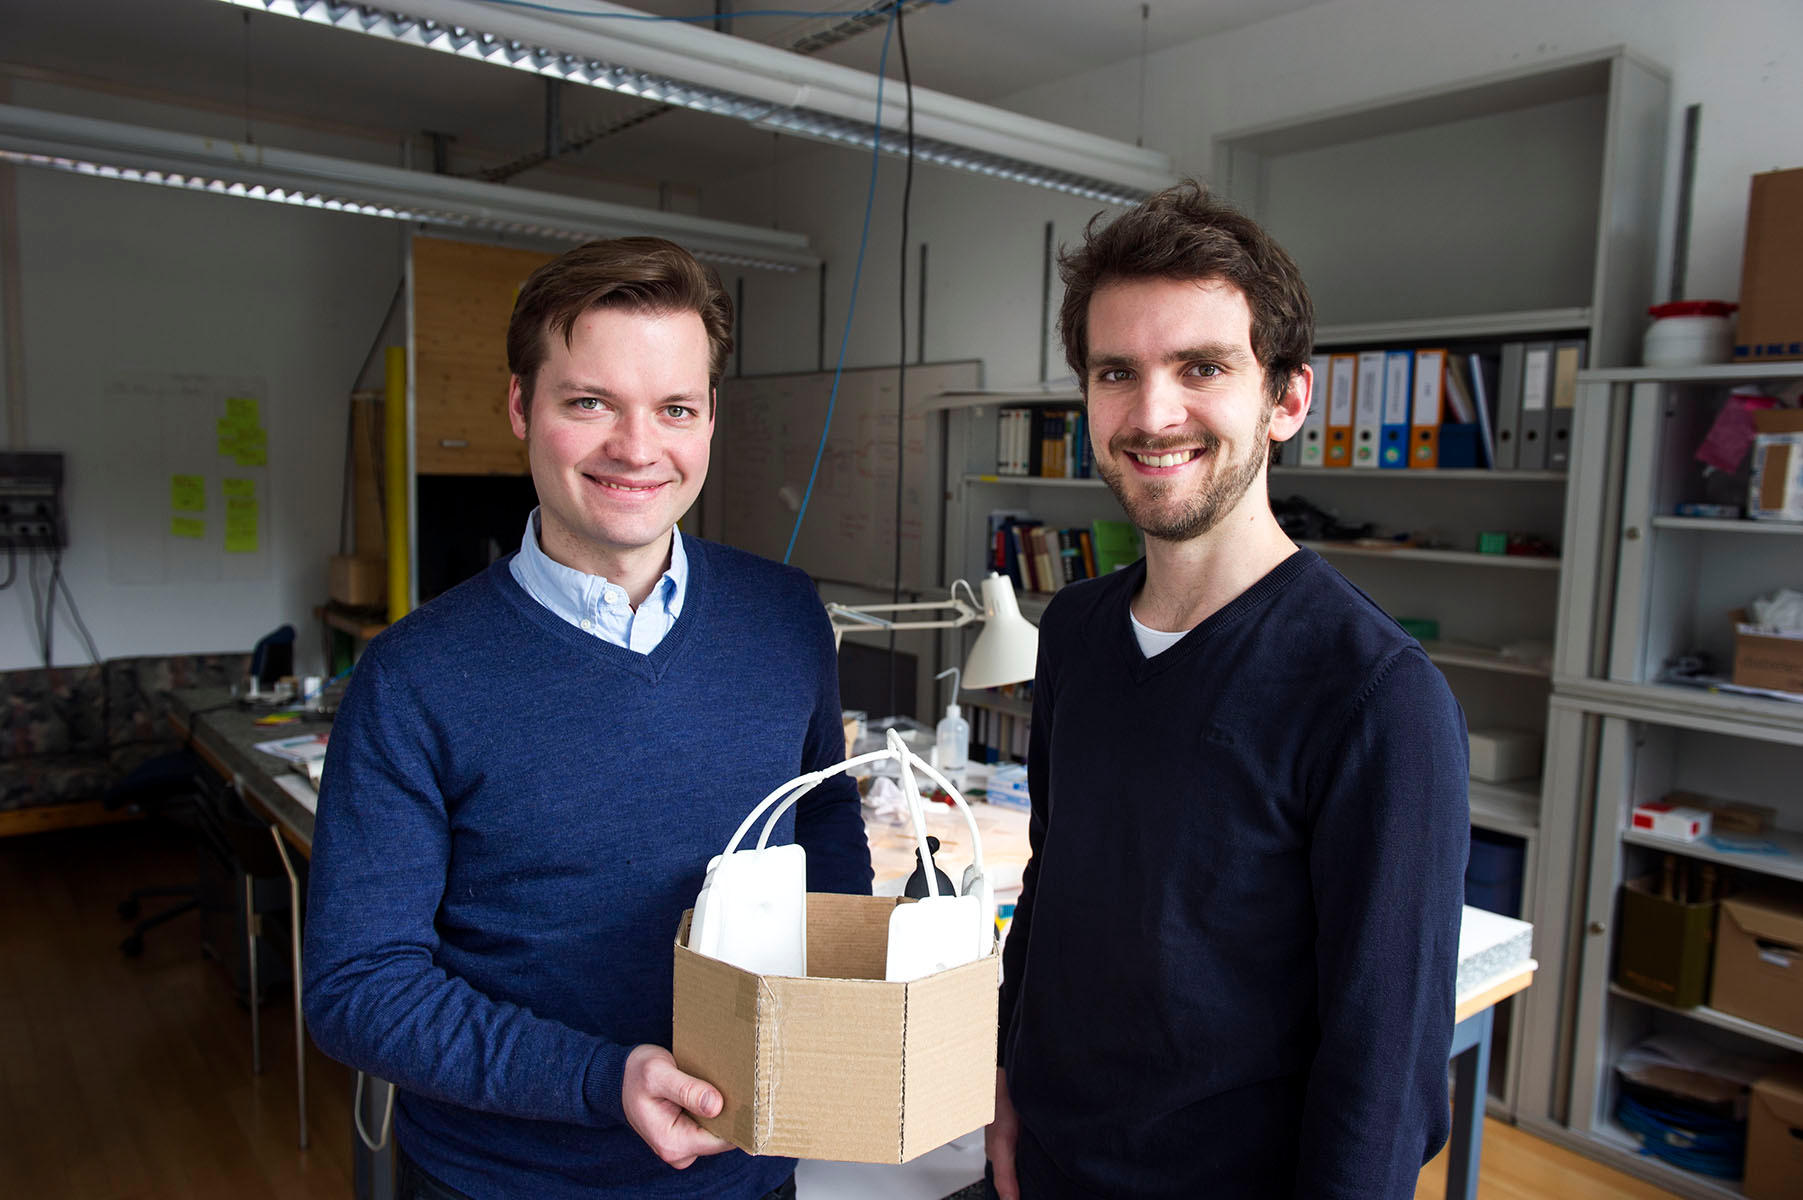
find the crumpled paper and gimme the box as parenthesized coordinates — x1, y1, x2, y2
(1748, 588, 1803, 633)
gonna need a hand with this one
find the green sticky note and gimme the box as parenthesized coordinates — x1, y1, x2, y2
(222, 478, 255, 501)
(171, 516, 206, 539)
(171, 475, 206, 512)
(217, 419, 236, 456)
(224, 497, 258, 553)
(234, 429, 268, 467)
(226, 396, 260, 427)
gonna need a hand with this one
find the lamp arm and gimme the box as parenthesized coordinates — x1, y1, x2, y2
(825, 597, 981, 633)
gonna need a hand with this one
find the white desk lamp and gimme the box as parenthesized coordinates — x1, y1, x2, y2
(825, 571, 1039, 689)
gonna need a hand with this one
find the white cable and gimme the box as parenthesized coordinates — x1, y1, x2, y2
(353, 1070, 396, 1152)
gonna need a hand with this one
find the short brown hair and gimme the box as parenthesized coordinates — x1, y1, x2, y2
(1059, 180, 1314, 402)
(507, 236, 734, 414)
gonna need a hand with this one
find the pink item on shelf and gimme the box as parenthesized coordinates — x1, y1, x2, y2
(1694, 390, 1779, 473)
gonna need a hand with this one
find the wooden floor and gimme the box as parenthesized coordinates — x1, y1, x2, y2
(2, 822, 1678, 1200)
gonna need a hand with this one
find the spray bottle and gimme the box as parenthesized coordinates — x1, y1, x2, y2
(933, 666, 969, 786)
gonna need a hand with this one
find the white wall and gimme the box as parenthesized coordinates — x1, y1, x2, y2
(0, 81, 406, 673)
(705, 0, 1803, 380)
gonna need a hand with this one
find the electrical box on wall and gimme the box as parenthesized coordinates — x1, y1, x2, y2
(0, 452, 67, 549)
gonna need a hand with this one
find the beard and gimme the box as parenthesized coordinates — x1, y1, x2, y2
(1096, 405, 1273, 543)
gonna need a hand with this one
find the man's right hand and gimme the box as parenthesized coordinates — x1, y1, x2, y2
(622, 1044, 735, 1170)
(986, 1067, 1021, 1200)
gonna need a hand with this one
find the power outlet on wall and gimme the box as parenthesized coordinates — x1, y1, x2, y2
(0, 452, 67, 550)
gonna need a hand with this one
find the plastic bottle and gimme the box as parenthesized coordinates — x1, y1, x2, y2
(933, 666, 969, 785)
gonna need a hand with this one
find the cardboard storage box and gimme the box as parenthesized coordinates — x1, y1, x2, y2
(1746, 1067, 1803, 1200)
(1710, 893, 1803, 1039)
(672, 893, 997, 1163)
(1747, 409, 1803, 522)
(329, 555, 386, 608)
(1735, 167, 1803, 361)
(1616, 875, 1717, 1008)
(1733, 609, 1803, 694)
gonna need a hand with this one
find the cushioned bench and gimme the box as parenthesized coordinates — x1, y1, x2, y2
(0, 653, 248, 837)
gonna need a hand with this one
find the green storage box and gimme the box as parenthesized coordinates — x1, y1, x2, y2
(1616, 875, 1717, 1008)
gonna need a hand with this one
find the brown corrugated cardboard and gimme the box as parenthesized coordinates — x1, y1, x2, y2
(329, 554, 387, 608)
(1710, 893, 1803, 1039)
(1733, 609, 1803, 694)
(1735, 167, 1803, 362)
(672, 893, 997, 1163)
(1746, 1067, 1803, 1200)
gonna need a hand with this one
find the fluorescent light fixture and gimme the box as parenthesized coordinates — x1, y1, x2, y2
(829, 573, 1039, 690)
(214, 0, 1176, 206)
(0, 104, 817, 271)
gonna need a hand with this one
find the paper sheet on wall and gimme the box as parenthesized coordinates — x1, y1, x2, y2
(103, 372, 272, 584)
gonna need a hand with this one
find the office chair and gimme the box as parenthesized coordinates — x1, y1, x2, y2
(107, 750, 222, 957)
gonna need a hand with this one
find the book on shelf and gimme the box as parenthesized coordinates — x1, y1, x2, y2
(1091, 519, 1143, 575)
(988, 515, 1140, 596)
(994, 405, 1094, 479)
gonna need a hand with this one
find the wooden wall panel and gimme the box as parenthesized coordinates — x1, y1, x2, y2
(411, 235, 551, 475)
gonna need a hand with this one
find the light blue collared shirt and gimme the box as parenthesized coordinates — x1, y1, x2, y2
(509, 509, 687, 655)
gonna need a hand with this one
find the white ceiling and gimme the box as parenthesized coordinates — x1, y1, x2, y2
(3, 0, 1328, 193)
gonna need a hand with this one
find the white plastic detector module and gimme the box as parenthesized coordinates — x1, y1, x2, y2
(688, 728, 992, 981)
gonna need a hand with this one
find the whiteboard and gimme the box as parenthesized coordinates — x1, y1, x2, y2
(100, 372, 273, 586)
(712, 361, 980, 593)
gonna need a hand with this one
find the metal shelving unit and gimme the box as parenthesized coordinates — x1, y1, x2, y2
(1555, 359, 1803, 1200)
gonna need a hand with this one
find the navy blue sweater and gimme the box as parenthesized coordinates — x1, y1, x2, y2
(998, 550, 1468, 1198)
(304, 542, 871, 1200)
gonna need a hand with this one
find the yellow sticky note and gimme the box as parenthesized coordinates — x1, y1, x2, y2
(171, 475, 206, 512)
(226, 396, 260, 427)
(171, 517, 205, 539)
(222, 478, 255, 501)
(234, 429, 268, 467)
(225, 499, 258, 553)
(217, 419, 236, 456)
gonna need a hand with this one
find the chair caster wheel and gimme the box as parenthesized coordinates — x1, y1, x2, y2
(119, 934, 144, 957)
(117, 899, 140, 920)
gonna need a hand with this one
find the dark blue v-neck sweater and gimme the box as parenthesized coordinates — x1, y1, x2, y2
(304, 542, 870, 1200)
(999, 549, 1468, 1199)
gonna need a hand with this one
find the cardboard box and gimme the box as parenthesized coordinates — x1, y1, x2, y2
(1711, 892, 1803, 1039)
(329, 555, 386, 608)
(1735, 167, 1803, 361)
(672, 893, 997, 1163)
(1735, 167, 1803, 362)
(1468, 728, 1541, 783)
(1748, 409, 1803, 521)
(1616, 876, 1717, 1008)
(1746, 1067, 1803, 1200)
(1733, 608, 1803, 694)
